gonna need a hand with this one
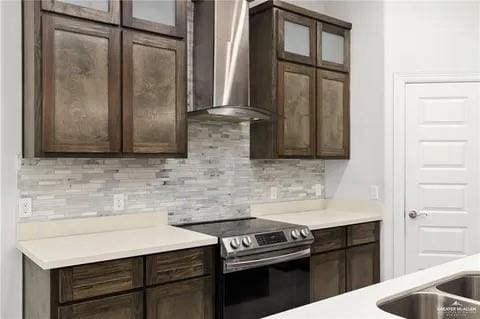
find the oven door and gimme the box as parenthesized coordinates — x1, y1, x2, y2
(218, 246, 310, 319)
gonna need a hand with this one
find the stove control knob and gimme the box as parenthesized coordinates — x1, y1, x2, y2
(291, 229, 300, 240)
(230, 238, 241, 249)
(300, 228, 310, 238)
(242, 236, 252, 247)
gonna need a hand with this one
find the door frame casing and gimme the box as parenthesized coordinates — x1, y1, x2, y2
(390, 73, 480, 277)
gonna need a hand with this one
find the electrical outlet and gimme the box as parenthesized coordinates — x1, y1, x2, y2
(370, 185, 379, 200)
(270, 187, 278, 200)
(113, 194, 125, 211)
(314, 184, 324, 197)
(19, 198, 32, 218)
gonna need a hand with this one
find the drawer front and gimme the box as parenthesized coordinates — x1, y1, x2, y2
(57, 257, 143, 303)
(347, 222, 379, 246)
(311, 227, 346, 254)
(57, 291, 143, 319)
(146, 247, 213, 286)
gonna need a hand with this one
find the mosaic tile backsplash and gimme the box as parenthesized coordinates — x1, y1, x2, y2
(18, 120, 325, 224)
(17, 2, 325, 224)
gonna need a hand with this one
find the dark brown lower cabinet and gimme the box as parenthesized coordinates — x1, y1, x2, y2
(310, 222, 380, 301)
(346, 242, 380, 291)
(146, 276, 214, 319)
(310, 250, 345, 302)
(57, 292, 143, 319)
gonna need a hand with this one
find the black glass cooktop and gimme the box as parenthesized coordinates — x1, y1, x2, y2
(181, 218, 301, 238)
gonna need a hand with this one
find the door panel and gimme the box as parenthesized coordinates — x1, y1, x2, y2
(146, 277, 213, 319)
(317, 22, 350, 72)
(310, 250, 345, 301)
(277, 62, 315, 157)
(42, 0, 120, 24)
(57, 292, 143, 319)
(346, 243, 379, 291)
(405, 83, 480, 273)
(42, 15, 121, 153)
(123, 31, 186, 155)
(316, 70, 349, 158)
(122, 0, 186, 37)
(277, 10, 316, 65)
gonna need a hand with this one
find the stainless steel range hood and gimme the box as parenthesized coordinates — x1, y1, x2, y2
(190, 0, 272, 122)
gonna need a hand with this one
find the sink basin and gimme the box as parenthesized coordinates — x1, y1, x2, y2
(437, 275, 480, 302)
(378, 292, 480, 319)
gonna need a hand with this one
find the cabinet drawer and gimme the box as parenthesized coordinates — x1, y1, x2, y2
(57, 291, 143, 319)
(57, 257, 143, 303)
(347, 222, 379, 246)
(311, 227, 346, 254)
(146, 247, 213, 286)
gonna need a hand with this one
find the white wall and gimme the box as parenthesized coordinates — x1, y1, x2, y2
(1, 1, 22, 318)
(383, 1, 480, 278)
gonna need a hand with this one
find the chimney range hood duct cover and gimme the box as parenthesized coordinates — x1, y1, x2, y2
(189, 0, 272, 122)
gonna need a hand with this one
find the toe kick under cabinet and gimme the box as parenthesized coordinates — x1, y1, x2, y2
(310, 222, 380, 302)
(250, 1, 351, 159)
(22, 0, 186, 158)
(23, 246, 214, 319)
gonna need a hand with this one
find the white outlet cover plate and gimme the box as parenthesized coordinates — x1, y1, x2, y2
(19, 198, 33, 218)
(113, 194, 125, 211)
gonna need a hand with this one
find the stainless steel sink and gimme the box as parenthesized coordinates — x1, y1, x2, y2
(379, 292, 479, 319)
(378, 273, 480, 318)
(437, 275, 480, 302)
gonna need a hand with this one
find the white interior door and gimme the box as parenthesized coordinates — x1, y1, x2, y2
(405, 82, 480, 273)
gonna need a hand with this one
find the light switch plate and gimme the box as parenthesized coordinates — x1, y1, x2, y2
(19, 198, 33, 218)
(370, 185, 379, 200)
(314, 184, 324, 197)
(113, 194, 125, 211)
(270, 187, 278, 200)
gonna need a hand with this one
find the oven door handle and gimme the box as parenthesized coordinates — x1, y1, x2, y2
(223, 248, 311, 273)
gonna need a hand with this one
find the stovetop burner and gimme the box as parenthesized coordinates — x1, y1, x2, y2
(181, 217, 314, 259)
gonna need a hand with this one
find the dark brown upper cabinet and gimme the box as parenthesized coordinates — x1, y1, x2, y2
(41, 15, 121, 154)
(122, 0, 186, 38)
(123, 31, 186, 155)
(317, 22, 350, 72)
(23, 0, 187, 158)
(277, 10, 316, 66)
(316, 69, 350, 158)
(277, 62, 315, 157)
(250, 1, 351, 159)
(41, 0, 120, 24)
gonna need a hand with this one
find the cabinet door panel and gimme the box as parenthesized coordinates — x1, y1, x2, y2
(57, 292, 143, 319)
(42, 0, 120, 24)
(123, 0, 186, 37)
(146, 277, 213, 319)
(317, 22, 350, 72)
(317, 69, 349, 158)
(277, 10, 316, 65)
(346, 243, 380, 291)
(42, 16, 121, 153)
(57, 257, 143, 303)
(310, 250, 346, 302)
(278, 62, 315, 157)
(123, 31, 186, 154)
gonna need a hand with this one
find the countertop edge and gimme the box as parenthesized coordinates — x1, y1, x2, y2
(17, 227, 218, 270)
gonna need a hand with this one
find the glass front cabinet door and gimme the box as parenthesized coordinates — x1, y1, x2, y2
(277, 10, 316, 65)
(123, 0, 186, 37)
(317, 22, 350, 72)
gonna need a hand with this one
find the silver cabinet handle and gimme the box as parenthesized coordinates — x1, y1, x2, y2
(408, 209, 428, 219)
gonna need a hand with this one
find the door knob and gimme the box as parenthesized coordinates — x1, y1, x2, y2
(408, 210, 428, 219)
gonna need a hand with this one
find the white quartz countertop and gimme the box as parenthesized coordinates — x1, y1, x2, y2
(16, 212, 217, 270)
(266, 253, 480, 319)
(251, 199, 382, 230)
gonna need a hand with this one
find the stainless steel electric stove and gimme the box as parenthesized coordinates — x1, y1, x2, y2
(182, 217, 314, 319)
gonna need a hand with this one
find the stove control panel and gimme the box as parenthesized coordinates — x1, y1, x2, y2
(255, 232, 287, 246)
(221, 227, 314, 257)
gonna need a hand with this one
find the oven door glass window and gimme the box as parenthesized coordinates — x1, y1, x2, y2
(222, 257, 309, 319)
